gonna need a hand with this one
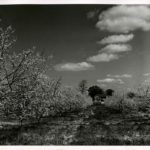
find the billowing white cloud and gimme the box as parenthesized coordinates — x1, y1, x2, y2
(98, 34, 134, 45)
(87, 43, 131, 63)
(54, 62, 94, 71)
(107, 74, 132, 78)
(96, 5, 150, 33)
(87, 52, 119, 62)
(100, 44, 131, 53)
(143, 73, 150, 76)
(97, 78, 124, 84)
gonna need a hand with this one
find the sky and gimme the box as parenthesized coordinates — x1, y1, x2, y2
(1, 4, 150, 90)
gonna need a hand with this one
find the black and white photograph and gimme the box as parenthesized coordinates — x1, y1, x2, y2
(0, 1, 150, 146)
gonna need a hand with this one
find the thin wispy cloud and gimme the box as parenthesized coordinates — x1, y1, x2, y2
(87, 53, 119, 62)
(98, 34, 134, 45)
(49, 54, 54, 59)
(97, 78, 124, 84)
(143, 73, 150, 76)
(54, 62, 94, 71)
(96, 5, 150, 33)
(87, 9, 99, 19)
(100, 83, 107, 87)
(144, 79, 150, 84)
(107, 74, 132, 78)
(99, 44, 131, 53)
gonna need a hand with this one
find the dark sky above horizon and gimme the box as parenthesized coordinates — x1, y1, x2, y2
(1, 5, 150, 91)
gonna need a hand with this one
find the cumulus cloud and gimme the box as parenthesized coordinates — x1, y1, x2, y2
(87, 43, 131, 63)
(100, 44, 131, 53)
(87, 52, 119, 62)
(98, 34, 134, 45)
(97, 78, 124, 84)
(96, 5, 150, 33)
(54, 62, 94, 71)
(143, 73, 150, 76)
(107, 74, 132, 78)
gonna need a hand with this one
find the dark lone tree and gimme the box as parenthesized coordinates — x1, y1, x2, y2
(105, 89, 114, 96)
(88, 85, 104, 101)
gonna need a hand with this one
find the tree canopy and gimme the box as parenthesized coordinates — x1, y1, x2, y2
(105, 89, 114, 96)
(88, 85, 104, 101)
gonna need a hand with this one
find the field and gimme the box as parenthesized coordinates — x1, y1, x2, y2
(1, 104, 150, 145)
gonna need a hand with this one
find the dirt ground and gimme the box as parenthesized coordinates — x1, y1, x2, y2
(1, 105, 150, 145)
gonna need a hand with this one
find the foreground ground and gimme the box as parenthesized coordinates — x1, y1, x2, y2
(1, 105, 150, 145)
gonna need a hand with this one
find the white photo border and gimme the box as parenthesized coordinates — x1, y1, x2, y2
(0, 0, 149, 4)
(0, 0, 150, 150)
